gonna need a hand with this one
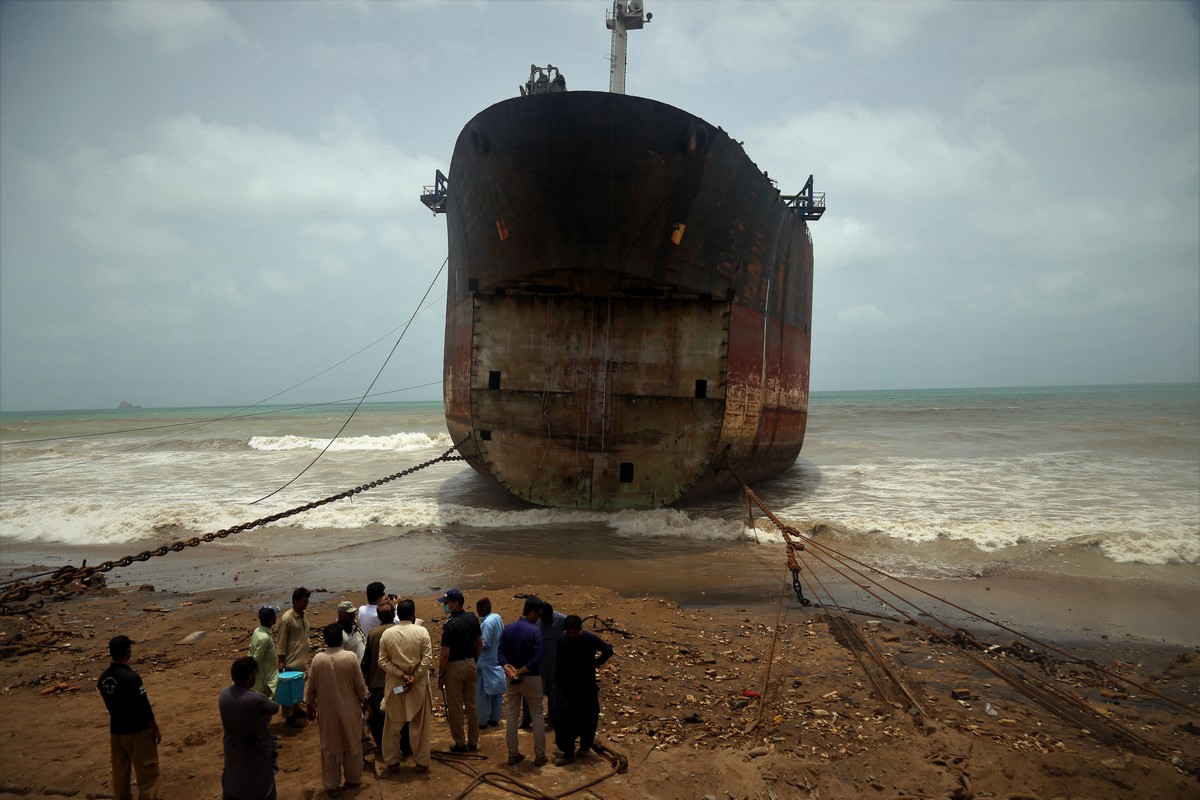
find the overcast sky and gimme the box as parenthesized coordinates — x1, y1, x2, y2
(1, 0, 1197, 412)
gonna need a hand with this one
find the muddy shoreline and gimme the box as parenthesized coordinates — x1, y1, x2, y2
(4, 528, 1198, 649)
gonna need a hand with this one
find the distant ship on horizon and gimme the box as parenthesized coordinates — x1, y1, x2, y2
(422, 1, 824, 509)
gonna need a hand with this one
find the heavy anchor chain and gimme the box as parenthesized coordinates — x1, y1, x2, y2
(0, 447, 463, 613)
(731, 467, 813, 607)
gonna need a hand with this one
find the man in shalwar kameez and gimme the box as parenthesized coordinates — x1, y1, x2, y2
(248, 606, 278, 700)
(306, 623, 369, 795)
(276, 587, 311, 726)
(377, 597, 434, 772)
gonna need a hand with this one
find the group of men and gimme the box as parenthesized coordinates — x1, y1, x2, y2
(496, 596, 614, 766)
(97, 584, 613, 799)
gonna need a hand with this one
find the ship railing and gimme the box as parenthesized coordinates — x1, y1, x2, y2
(523, 64, 566, 96)
(783, 174, 826, 221)
(420, 169, 448, 215)
(785, 191, 825, 220)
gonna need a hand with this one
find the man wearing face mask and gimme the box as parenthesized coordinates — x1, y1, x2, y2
(436, 589, 482, 753)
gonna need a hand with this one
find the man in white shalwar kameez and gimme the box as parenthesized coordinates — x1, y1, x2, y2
(378, 597, 434, 772)
(306, 623, 369, 795)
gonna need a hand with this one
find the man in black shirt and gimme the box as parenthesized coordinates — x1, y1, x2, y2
(550, 615, 613, 765)
(97, 634, 161, 800)
(436, 588, 482, 752)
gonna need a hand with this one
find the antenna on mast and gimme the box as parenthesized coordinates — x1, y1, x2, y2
(606, 1, 651, 94)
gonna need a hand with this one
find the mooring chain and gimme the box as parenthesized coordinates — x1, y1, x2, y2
(730, 466, 1200, 768)
(0, 447, 463, 610)
(730, 468, 813, 606)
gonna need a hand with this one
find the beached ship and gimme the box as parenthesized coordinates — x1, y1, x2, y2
(421, 1, 824, 509)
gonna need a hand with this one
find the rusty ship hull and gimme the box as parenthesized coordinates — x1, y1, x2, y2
(442, 91, 814, 509)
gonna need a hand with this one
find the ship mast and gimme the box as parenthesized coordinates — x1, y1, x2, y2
(606, 1, 651, 94)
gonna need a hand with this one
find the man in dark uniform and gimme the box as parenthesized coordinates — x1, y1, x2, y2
(97, 634, 161, 800)
(550, 615, 613, 765)
(436, 588, 482, 753)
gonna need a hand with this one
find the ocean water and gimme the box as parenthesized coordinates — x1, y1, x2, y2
(1, 385, 1197, 588)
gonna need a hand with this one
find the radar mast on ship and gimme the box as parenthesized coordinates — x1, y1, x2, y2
(607, 0, 651, 94)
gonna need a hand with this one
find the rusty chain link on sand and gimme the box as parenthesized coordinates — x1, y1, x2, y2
(0, 448, 462, 614)
(730, 467, 813, 606)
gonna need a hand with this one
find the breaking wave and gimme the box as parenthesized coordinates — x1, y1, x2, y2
(248, 432, 453, 452)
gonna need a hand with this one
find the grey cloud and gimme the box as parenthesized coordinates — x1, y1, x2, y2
(101, 0, 244, 54)
(0, 0, 1195, 411)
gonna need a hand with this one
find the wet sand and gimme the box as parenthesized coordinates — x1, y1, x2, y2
(2, 525, 1199, 800)
(4, 526, 1198, 648)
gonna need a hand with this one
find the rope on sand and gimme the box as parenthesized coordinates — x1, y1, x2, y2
(727, 466, 1199, 777)
(432, 741, 629, 800)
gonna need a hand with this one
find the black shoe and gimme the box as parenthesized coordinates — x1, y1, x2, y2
(507, 753, 525, 766)
(554, 753, 575, 766)
(520, 720, 532, 730)
(467, 743, 479, 752)
(449, 744, 468, 754)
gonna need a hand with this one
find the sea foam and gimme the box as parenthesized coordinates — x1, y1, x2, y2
(248, 432, 453, 452)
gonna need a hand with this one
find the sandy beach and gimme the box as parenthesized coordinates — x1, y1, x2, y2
(0, 536, 1197, 800)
